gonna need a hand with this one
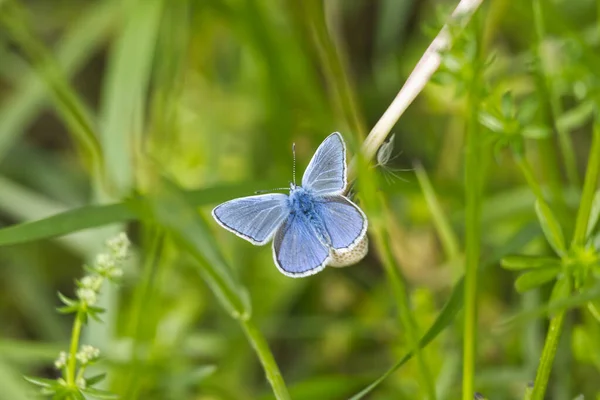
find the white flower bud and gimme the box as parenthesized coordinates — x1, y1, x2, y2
(95, 253, 116, 271)
(54, 351, 68, 369)
(80, 275, 104, 291)
(76, 345, 100, 365)
(106, 232, 130, 260)
(76, 376, 86, 389)
(76, 287, 97, 306)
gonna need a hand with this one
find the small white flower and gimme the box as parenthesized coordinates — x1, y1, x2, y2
(106, 232, 130, 260)
(76, 287, 97, 306)
(95, 253, 116, 271)
(54, 351, 68, 369)
(80, 275, 104, 292)
(76, 376, 86, 389)
(76, 345, 100, 365)
(107, 267, 123, 279)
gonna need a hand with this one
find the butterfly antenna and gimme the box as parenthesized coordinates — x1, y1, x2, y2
(292, 143, 297, 186)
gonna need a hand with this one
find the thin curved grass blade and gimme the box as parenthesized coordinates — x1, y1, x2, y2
(349, 223, 540, 399)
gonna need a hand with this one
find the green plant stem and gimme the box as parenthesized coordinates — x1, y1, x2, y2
(371, 208, 437, 400)
(530, 305, 566, 400)
(516, 157, 545, 201)
(66, 310, 84, 386)
(305, 0, 366, 140)
(462, 33, 483, 400)
(572, 121, 600, 246)
(241, 319, 291, 400)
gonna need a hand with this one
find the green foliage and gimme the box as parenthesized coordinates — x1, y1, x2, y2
(2, 0, 600, 399)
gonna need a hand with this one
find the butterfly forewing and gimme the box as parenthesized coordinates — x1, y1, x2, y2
(315, 196, 368, 252)
(212, 194, 288, 245)
(301, 132, 347, 196)
(273, 214, 330, 277)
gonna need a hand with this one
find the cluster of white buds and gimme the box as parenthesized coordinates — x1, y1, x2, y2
(75, 345, 100, 365)
(54, 351, 68, 369)
(76, 376, 86, 389)
(106, 232, 130, 261)
(80, 275, 103, 292)
(75, 232, 130, 305)
(94, 252, 123, 279)
(75, 287, 97, 306)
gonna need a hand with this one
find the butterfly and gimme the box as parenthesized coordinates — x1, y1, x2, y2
(212, 132, 368, 277)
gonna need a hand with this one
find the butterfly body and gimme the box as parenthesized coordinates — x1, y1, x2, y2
(212, 132, 368, 277)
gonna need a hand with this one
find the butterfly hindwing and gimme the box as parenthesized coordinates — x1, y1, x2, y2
(301, 132, 347, 196)
(315, 196, 367, 252)
(212, 194, 288, 245)
(273, 213, 330, 277)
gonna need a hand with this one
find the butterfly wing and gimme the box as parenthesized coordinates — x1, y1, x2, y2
(301, 132, 347, 196)
(212, 194, 289, 245)
(272, 214, 330, 277)
(316, 196, 368, 253)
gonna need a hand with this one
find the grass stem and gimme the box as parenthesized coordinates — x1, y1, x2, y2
(372, 205, 437, 400)
(462, 13, 484, 399)
(241, 319, 291, 400)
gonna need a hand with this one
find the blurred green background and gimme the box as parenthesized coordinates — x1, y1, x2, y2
(1, 0, 600, 399)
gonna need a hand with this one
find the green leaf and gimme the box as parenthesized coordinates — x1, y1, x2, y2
(515, 268, 560, 293)
(80, 387, 119, 399)
(478, 110, 504, 133)
(501, 279, 597, 331)
(23, 376, 59, 388)
(549, 277, 571, 307)
(500, 255, 561, 270)
(0, 181, 279, 246)
(71, 390, 86, 400)
(521, 125, 551, 139)
(586, 190, 600, 239)
(535, 200, 567, 256)
(57, 292, 77, 307)
(56, 305, 79, 314)
(501, 91, 514, 118)
(84, 373, 106, 387)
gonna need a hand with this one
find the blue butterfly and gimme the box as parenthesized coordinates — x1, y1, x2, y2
(212, 132, 368, 277)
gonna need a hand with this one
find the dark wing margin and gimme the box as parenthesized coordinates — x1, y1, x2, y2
(301, 132, 347, 196)
(316, 196, 367, 253)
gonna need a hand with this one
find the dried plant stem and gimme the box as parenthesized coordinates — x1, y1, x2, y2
(349, 0, 484, 178)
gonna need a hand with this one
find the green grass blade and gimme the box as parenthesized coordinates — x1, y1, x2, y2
(414, 162, 461, 260)
(0, 180, 279, 246)
(0, 2, 104, 179)
(143, 178, 291, 399)
(99, 0, 164, 195)
(349, 223, 540, 399)
(0, 175, 97, 253)
(0, 0, 114, 160)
